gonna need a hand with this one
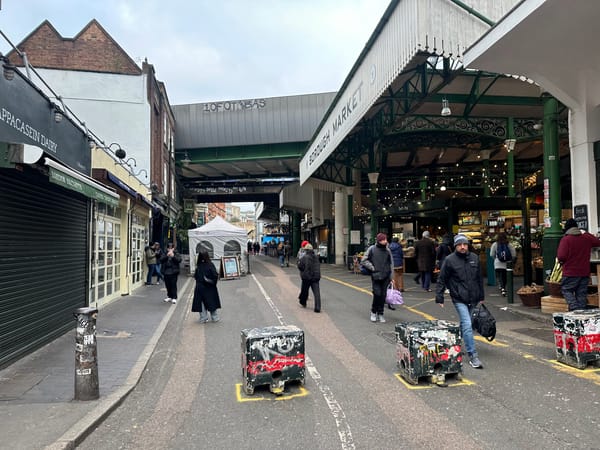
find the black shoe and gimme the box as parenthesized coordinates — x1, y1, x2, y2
(387, 304, 396, 310)
(299, 300, 306, 308)
(314, 309, 320, 313)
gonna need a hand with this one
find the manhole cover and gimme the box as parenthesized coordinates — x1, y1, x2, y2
(512, 327, 554, 341)
(98, 330, 132, 338)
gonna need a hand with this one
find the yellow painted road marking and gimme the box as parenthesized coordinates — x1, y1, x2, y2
(323, 275, 435, 320)
(235, 383, 309, 402)
(394, 373, 475, 389)
(546, 359, 600, 385)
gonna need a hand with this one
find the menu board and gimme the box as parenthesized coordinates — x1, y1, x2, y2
(573, 204, 588, 231)
(221, 256, 240, 279)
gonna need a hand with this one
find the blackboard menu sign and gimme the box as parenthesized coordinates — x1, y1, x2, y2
(221, 256, 240, 279)
(574, 204, 588, 231)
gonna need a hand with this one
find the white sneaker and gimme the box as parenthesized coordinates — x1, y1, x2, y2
(370, 312, 377, 322)
(378, 314, 386, 323)
(171, 299, 177, 304)
(163, 298, 171, 303)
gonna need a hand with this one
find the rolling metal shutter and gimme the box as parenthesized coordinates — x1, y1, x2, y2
(0, 167, 89, 368)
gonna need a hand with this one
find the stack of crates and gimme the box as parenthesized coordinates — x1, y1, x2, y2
(395, 320, 462, 385)
(241, 325, 305, 395)
(553, 309, 600, 369)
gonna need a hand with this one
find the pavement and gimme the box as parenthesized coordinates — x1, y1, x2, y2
(0, 258, 552, 450)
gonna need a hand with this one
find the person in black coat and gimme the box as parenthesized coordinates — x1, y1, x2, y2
(159, 243, 182, 304)
(192, 250, 222, 322)
(297, 244, 321, 312)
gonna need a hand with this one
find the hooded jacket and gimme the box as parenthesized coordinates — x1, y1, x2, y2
(557, 227, 600, 277)
(298, 249, 321, 281)
(435, 249, 484, 305)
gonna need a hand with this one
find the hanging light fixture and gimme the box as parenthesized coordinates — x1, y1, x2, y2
(441, 98, 451, 116)
(182, 152, 191, 165)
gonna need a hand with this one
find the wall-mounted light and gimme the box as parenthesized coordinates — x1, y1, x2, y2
(52, 104, 63, 123)
(125, 157, 137, 167)
(441, 98, 451, 116)
(505, 139, 516, 152)
(2, 58, 15, 81)
(108, 142, 126, 159)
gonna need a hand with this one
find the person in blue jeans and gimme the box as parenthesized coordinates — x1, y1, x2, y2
(434, 233, 484, 369)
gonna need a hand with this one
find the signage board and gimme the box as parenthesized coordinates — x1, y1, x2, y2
(221, 256, 240, 280)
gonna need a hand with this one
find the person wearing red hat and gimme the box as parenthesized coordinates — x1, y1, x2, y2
(557, 218, 600, 310)
(360, 233, 393, 323)
(297, 240, 310, 260)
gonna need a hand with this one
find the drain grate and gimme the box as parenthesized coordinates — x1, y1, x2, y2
(379, 331, 397, 345)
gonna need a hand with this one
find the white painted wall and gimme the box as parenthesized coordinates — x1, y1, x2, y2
(29, 68, 151, 182)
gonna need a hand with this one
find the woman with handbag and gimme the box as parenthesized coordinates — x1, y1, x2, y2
(192, 250, 222, 322)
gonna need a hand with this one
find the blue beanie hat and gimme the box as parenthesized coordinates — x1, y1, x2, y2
(454, 234, 469, 245)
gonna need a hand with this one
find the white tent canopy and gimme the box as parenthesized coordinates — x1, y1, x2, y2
(188, 216, 248, 275)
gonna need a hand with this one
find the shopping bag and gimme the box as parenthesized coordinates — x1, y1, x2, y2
(385, 282, 403, 305)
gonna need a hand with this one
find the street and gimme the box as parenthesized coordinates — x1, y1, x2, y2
(78, 255, 600, 449)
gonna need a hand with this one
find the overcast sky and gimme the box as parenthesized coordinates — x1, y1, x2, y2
(0, 0, 390, 105)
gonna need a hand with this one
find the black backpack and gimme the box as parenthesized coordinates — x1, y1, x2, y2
(497, 242, 512, 262)
(471, 303, 496, 341)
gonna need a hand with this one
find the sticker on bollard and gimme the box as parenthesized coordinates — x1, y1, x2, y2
(396, 320, 463, 386)
(241, 325, 305, 396)
(553, 309, 600, 369)
(73, 307, 99, 400)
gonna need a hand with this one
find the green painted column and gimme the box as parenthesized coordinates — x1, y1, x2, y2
(483, 158, 491, 197)
(368, 172, 379, 243)
(347, 186, 354, 259)
(541, 95, 562, 281)
(507, 117, 516, 197)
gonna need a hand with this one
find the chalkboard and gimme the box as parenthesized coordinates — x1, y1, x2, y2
(221, 256, 240, 279)
(574, 204, 588, 231)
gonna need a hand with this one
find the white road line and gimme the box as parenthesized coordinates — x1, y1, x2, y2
(251, 274, 356, 450)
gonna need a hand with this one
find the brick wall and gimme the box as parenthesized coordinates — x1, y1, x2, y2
(7, 20, 141, 75)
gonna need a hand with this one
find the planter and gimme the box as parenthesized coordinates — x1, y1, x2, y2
(545, 281, 563, 297)
(518, 292, 542, 307)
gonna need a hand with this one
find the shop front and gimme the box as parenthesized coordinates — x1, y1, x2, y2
(0, 61, 118, 366)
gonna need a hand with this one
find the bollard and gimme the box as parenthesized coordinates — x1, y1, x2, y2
(73, 307, 99, 400)
(506, 260, 514, 304)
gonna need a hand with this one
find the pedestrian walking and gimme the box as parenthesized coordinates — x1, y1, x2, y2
(489, 232, 516, 296)
(297, 240, 309, 260)
(277, 241, 285, 266)
(361, 233, 393, 323)
(388, 237, 405, 310)
(192, 249, 222, 322)
(435, 233, 485, 369)
(557, 218, 600, 311)
(145, 242, 162, 285)
(159, 243, 182, 304)
(297, 243, 322, 312)
(414, 230, 436, 292)
(284, 240, 292, 267)
(154, 243, 164, 284)
(436, 233, 453, 294)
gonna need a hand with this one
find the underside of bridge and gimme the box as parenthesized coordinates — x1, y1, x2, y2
(175, 55, 569, 222)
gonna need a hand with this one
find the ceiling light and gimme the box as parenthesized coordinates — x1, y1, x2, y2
(182, 152, 191, 165)
(441, 98, 451, 116)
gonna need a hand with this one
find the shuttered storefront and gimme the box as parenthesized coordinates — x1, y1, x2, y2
(0, 167, 89, 367)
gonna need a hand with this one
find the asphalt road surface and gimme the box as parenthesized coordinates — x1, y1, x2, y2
(78, 255, 600, 449)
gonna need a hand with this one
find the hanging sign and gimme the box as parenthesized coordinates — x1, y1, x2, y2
(573, 204, 588, 231)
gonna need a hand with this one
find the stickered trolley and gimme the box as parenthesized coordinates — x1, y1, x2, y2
(241, 325, 305, 395)
(396, 320, 463, 385)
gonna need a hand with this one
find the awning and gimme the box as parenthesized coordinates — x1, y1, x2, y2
(45, 157, 119, 207)
(106, 171, 138, 198)
(92, 168, 153, 209)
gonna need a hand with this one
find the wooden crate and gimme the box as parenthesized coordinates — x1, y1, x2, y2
(541, 295, 569, 314)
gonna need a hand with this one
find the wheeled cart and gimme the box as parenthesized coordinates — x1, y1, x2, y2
(395, 320, 463, 385)
(241, 325, 305, 395)
(553, 309, 600, 369)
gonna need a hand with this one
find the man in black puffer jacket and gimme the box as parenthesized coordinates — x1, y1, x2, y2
(297, 244, 322, 313)
(361, 233, 393, 323)
(435, 234, 485, 369)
